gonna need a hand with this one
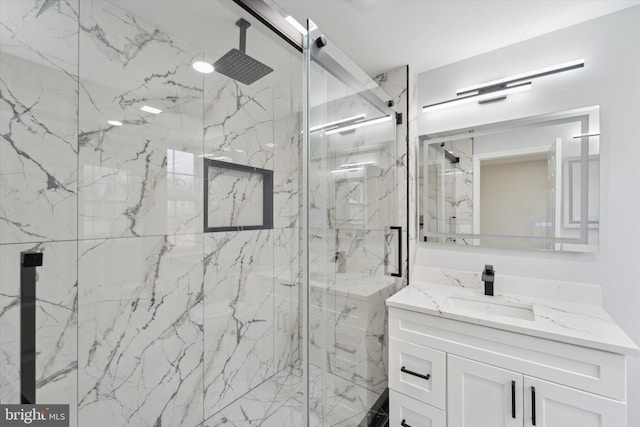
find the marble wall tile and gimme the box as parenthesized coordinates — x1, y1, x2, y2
(0, 0, 79, 244)
(78, 0, 204, 239)
(203, 229, 275, 417)
(203, 74, 274, 170)
(78, 234, 203, 427)
(273, 111, 301, 229)
(0, 241, 78, 426)
(274, 227, 301, 370)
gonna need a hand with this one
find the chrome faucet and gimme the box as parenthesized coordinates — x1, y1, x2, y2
(482, 264, 495, 296)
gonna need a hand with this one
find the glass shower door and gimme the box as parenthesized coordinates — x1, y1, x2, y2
(303, 20, 401, 426)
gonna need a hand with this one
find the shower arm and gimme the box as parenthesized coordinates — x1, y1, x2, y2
(237, 18, 251, 54)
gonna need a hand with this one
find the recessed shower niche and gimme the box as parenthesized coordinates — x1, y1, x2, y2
(204, 158, 274, 232)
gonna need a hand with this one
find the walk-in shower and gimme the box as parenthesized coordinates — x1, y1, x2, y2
(0, 1, 406, 426)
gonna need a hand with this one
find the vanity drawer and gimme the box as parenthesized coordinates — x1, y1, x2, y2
(389, 390, 446, 427)
(389, 338, 446, 409)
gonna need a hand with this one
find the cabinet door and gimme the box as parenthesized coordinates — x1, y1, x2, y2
(524, 377, 626, 427)
(448, 355, 523, 427)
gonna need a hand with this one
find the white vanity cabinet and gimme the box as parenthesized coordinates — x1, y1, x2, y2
(447, 355, 625, 427)
(388, 306, 631, 427)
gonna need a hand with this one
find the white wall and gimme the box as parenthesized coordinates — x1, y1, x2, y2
(416, 6, 640, 425)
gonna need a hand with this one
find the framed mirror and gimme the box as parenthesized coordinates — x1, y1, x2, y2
(419, 106, 599, 252)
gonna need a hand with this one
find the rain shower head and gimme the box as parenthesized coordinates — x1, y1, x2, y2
(214, 18, 273, 85)
(36, 0, 59, 17)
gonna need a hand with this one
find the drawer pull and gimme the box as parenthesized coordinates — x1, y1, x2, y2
(335, 343, 357, 354)
(531, 386, 537, 426)
(511, 380, 516, 419)
(401, 419, 411, 427)
(401, 366, 431, 380)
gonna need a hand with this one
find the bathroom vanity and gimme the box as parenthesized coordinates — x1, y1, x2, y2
(386, 267, 639, 427)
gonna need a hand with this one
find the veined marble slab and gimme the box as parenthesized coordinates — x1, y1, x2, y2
(387, 270, 640, 356)
(78, 0, 204, 239)
(203, 229, 275, 417)
(0, 0, 79, 244)
(77, 234, 203, 427)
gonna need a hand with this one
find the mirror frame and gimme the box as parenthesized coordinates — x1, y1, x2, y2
(418, 105, 600, 252)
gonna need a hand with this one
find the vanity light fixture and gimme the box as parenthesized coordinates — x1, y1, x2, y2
(192, 61, 214, 74)
(140, 105, 162, 114)
(340, 161, 375, 168)
(423, 83, 532, 112)
(310, 113, 366, 132)
(107, 120, 123, 126)
(324, 115, 393, 135)
(572, 132, 600, 139)
(423, 59, 585, 112)
(330, 167, 363, 173)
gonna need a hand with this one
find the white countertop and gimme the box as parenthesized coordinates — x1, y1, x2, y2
(387, 280, 640, 357)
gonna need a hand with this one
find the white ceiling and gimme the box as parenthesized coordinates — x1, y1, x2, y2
(273, 0, 640, 76)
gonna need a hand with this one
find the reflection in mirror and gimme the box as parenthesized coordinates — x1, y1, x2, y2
(419, 106, 599, 252)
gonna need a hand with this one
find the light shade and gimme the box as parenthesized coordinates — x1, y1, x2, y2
(192, 61, 214, 74)
(423, 82, 531, 112)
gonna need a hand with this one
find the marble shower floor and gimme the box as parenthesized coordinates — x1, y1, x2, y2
(203, 361, 386, 427)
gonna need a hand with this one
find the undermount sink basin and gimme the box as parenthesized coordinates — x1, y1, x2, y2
(444, 295, 535, 321)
